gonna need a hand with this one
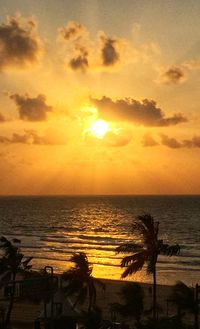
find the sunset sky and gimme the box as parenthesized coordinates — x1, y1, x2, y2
(1, 0, 200, 195)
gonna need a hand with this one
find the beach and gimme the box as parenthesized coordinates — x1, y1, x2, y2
(0, 277, 196, 328)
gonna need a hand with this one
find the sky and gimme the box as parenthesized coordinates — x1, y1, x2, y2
(0, 0, 200, 195)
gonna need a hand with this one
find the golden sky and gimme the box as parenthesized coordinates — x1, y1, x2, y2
(0, 0, 200, 195)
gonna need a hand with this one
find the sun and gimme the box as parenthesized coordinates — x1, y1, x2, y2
(90, 120, 109, 139)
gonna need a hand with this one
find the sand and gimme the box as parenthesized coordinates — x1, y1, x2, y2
(0, 277, 197, 328)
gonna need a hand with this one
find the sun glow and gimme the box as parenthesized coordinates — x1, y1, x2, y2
(90, 120, 109, 139)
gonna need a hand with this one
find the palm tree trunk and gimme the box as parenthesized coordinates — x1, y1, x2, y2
(194, 308, 199, 329)
(152, 266, 157, 321)
(5, 272, 16, 328)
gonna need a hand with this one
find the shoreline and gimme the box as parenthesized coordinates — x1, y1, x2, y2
(0, 275, 196, 328)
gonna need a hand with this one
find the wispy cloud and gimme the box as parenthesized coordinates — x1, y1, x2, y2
(0, 130, 67, 145)
(160, 133, 182, 148)
(157, 66, 186, 85)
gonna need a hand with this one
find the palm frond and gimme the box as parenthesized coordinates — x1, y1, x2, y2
(135, 214, 159, 242)
(166, 244, 180, 256)
(70, 252, 92, 275)
(138, 214, 154, 230)
(121, 252, 146, 278)
(115, 243, 142, 253)
(132, 222, 148, 237)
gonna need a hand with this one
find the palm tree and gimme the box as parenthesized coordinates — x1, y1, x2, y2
(171, 281, 199, 329)
(116, 214, 180, 320)
(62, 252, 105, 312)
(0, 236, 33, 328)
(110, 282, 144, 325)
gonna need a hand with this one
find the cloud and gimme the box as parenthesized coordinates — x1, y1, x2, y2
(91, 96, 187, 127)
(10, 94, 52, 121)
(58, 21, 152, 73)
(58, 21, 91, 72)
(160, 134, 182, 149)
(0, 112, 6, 122)
(142, 132, 158, 147)
(100, 35, 120, 66)
(160, 134, 200, 149)
(0, 14, 42, 70)
(183, 59, 200, 70)
(69, 47, 88, 72)
(0, 130, 67, 145)
(183, 136, 200, 148)
(58, 21, 86, 41)
(158, 66, 186, 84)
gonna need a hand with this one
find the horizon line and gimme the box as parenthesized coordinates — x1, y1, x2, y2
(0, 193, 200, 197)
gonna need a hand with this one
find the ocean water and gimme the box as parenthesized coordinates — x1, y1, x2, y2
(0, 195, 199, 286)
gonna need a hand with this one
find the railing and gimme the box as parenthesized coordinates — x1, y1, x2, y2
(0, 276, 58, 300)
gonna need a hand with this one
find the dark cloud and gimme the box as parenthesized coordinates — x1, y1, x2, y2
(160, 134, 182, 149)
(59, 21, 124, 72)
(0, 15, 42, 70)
(0, 112, 6, 122)
(160, 134, 200, 149)
(59, 21, 90, 72)
(0, 130, 66, 145)
(59, 21, 85, 41)
(69, 47, 88, 72)
(158, 114, 187, 126)
(142, 132, 158, 147)
(159, 66, 186, 84)
(91, 96, 187, 127)
(101, 36, 119, 66)
(183, 136, 200, 148)
(10, 94, 52, 121)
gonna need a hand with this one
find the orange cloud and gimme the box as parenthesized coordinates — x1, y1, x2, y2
(91, 96, 187, 127)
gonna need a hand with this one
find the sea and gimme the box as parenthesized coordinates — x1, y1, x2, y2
(0, 195, 199, 286)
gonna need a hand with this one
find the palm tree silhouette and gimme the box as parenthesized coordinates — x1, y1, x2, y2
(171, 281, 199, 329)
(110, 282, 144, 325)
(0, 236, 33, 328)
(116, 214, 180, 320)
(62, 252, 105, 312)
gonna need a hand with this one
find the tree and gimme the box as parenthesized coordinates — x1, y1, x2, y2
(116, 214, 180, 320)
(171, 281, 199, 329)
(110, 282, 144, 325)
(0, 236, 33, 328)
(62, 252, 105, 312)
